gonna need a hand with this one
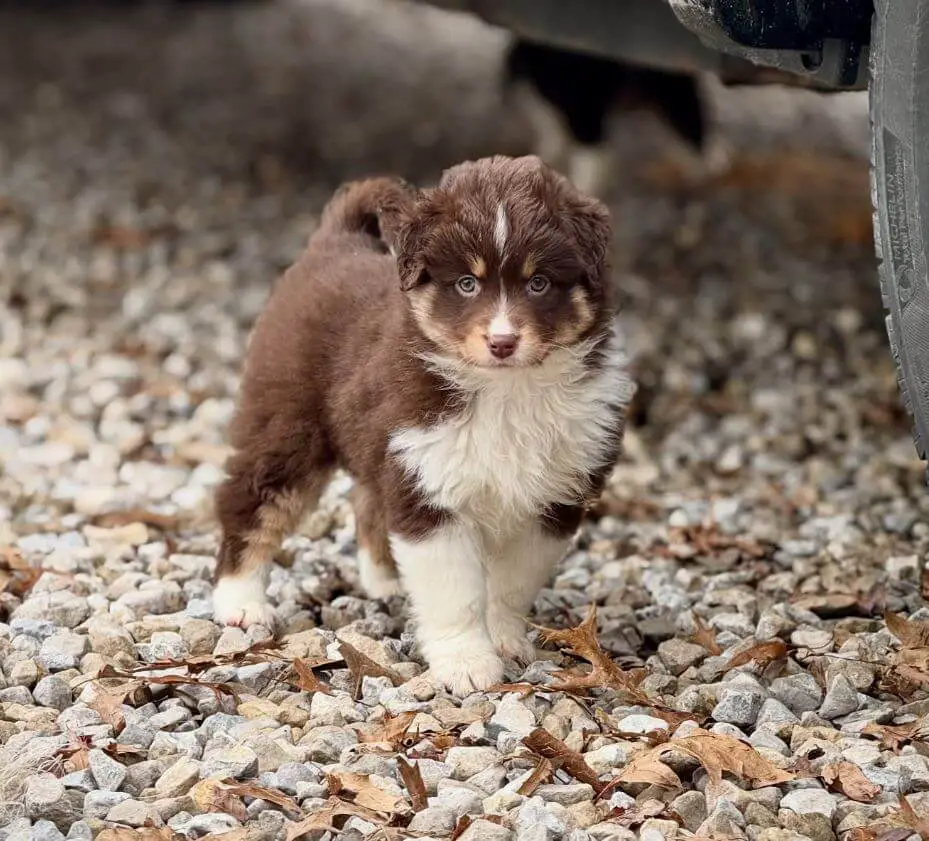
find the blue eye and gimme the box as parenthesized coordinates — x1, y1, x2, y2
(456, 275, 480, 296)
(528, 275, 550, 295)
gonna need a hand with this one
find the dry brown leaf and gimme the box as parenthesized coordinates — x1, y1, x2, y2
(862, 721, 926, 753)
(397, 756, 428, 812)
(522, 727, 604, 793)
(725, 640, 789, 673)
(0, 546, 43, 598)
(666, 523, 770, 560)
(56, 736, 93, 771)
(292, 657, 333, 695)
(328, 771, 407, 815)
(887, 613, 929, 648)
(338, 639, 403, 699)
(517, 757, 554, 796)
(791, 593, 860, 617)
(610, 798, 674, 828)
(222, 781, 300, 817)
(140, 638, 283, 675)
(103, 742, 147, 761)
(822, 762, 880, 802)
(191, 779, 249, 822)
(690, 615, 722, 656)
(97, 664, 239, 703)
(847, 829, 912, 841)
(286, 797, 385, 840)
(485, 682, 538, 698)
(360, 711, 417, 750)
(97, 829, 182, 841)
(620, 732, 794, 790)
(87, 682, 138, 734)
(91, 509, 180, 531)
(450, 815, 506, 841)
(535, 605, 648, 700)
(897, 794, 929, 840)
(613, 751, 682, 789)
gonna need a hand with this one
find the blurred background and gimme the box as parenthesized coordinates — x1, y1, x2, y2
(0, 0, 922, 597)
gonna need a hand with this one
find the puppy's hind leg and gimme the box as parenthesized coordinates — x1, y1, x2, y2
(213, 448, 331, 630)
(351, 482, 402, 599)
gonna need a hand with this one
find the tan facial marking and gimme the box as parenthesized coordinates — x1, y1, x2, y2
(470, 256, 487, 278)
(522, 255, 537, 278)
(409, 285, 456, 348)
(554, 287, 595, 346)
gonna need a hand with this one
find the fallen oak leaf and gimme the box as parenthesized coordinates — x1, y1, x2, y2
(517, 756, 554, 796)
(862, 721, 927, 753)
(220, 781, 301, 817)
(131, 638, 283, 675)
(97, 829, 183, 841)
(338, 639, 403, 699)
(618, 732, 794, 790)
(0, 546, 44, 598)
(886, 613, 929, 648)
(292, 657, 334, 695)
(791, 593, 860, 618)
(103, 742, 147, 761)
(608, 751, 681, 791)
(897, 793, 929, 840)
(359, 711, 417, 749)
(397, 756, 428, 811)
(450, 815, 506, 841)
(327, 771, 409, 816)
(610, 798, 673, 828)
(522, 727, 604, 793)
(286, 797, 385, 840)
(534, 605, 649, 701)
(485, 682, 538, 699)
(822, 761, 880, 803)
(690, 615, 722, 656)
(724, 640, 789, 673)
(97, 664, 239, 703)
(190, 779, 249, 822)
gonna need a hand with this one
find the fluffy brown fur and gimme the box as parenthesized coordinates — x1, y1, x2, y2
(213, 156, 632, 694)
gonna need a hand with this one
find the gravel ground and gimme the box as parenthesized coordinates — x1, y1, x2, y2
(2, 2, 929, 840)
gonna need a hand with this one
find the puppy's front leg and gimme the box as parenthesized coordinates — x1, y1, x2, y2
(390, 521, 503, 695)
(486, 520, 572, 663)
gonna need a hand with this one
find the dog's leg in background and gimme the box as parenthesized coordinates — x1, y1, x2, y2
(351, 483, 402, 599)
(486, 516, 576, 662)
(213, 448, 331, 629)
(391, 521, 504, 695)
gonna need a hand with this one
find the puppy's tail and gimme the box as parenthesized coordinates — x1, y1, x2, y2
(316, 177, 417, 252)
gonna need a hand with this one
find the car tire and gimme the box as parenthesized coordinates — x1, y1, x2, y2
(871, 0, 929, 461)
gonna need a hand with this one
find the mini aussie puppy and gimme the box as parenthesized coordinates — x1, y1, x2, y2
(505, 38, 726, 195)
(212, 155, 634, 694)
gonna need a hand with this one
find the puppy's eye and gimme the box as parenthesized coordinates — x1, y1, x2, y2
(527, 275, 551, 296)
(456, 275, 480, 297)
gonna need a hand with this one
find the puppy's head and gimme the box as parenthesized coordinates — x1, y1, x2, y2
(395, 155, 612, 369)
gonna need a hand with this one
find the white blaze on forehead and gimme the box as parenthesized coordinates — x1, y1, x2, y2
(493, 201, 508, 254)
(488, 292, 515, 336)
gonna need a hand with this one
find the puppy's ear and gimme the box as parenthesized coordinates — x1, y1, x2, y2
(565, 194, 611, 289)
(394, 196, 435, 292)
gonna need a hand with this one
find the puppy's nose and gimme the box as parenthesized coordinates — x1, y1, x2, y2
(487, 333, 519, 359)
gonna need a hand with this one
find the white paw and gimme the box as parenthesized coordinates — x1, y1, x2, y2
(213, 599, 278, 629)
(213, 574, 276, 629)
(427, 644, 505, 696)
(358, 551, 404, 599)
(487, 614, 536, 663)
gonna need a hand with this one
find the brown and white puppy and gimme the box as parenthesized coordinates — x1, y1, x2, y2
(212, 155, 634, 694)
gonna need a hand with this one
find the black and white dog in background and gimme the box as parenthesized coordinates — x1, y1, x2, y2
(504, 39, 731, 194)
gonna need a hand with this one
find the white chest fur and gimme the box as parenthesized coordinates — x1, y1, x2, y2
(389, 328, 635, 534)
